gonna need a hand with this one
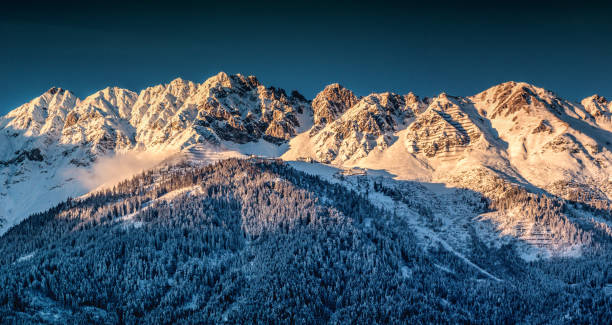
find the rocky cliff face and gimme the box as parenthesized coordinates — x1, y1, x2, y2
(131, 73, 310, 149)
(310, 91, 426, 163)
(404, 93, 483, 159)
(311, 83, 359, 127)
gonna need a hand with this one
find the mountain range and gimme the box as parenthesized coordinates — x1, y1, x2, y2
(1, 72, 611, 322)
(1, 72, 610, 243)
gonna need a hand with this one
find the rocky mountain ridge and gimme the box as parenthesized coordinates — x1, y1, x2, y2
(2, 72, 311, 159)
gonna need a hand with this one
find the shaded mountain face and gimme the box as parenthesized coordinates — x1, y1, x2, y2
(1, 159, 610, 323)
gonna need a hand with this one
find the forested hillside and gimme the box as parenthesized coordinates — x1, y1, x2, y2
(0, 158, 610, 323)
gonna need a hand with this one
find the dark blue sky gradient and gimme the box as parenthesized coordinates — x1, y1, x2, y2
(1, 1, 611, 113)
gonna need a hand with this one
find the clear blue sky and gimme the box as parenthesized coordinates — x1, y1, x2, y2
(1, 1, 611, 114)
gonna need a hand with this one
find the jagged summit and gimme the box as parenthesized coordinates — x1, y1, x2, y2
(46, 87, 70, 95)
(585, 94, 609, 104)
(311, 83, 358, 126)
(470, 81, 563, 118)
(204, 71, 230, 86)
(168, 76, 188, 84)
(472, 81, 551, 99)
(200, 71, 261, 91)
(582, 94, 612, 116)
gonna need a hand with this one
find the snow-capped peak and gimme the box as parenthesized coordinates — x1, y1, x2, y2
(202, 71, 233, 89)
(582, 94, 611, 115)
